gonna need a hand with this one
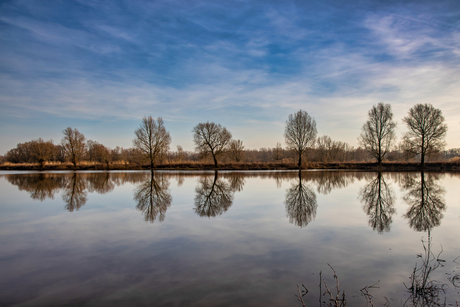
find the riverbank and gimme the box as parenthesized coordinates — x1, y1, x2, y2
(1, 161, 459, 171)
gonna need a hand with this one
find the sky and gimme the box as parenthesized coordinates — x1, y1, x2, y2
(0, 0, 459, 155)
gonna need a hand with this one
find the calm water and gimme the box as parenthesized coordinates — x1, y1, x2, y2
(0, 171, 459, 306)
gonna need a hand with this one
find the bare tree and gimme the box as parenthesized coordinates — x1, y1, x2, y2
(192, 122, 232, 166)
(176, 145, 184, 162)
(358, 102, 396, 166)
(229, 139, 244, 162)
(274, 142, 283, 161)
(284, 110, 317, 168)
(403, 104, 448, 166)
(87, 140, 111, 168)
(316, 135, 349, 162)
(61, 127, 86, 167)
(133, 116, 171, 169)
(29, 138, 55, 168)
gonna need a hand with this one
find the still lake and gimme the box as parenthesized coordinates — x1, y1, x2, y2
(0, 170, 459, 306)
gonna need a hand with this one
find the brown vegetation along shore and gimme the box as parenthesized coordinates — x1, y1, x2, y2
(1, 161, 459, 171)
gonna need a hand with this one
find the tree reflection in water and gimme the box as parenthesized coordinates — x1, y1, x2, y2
(133, 171, 172, 223)
(403, 172, 446, 232)
(6, 173, 66, 201)
(62, 173, 87, 212)
(359, 172, 396, 233)
(285, 171, 317, 228)
(87, 172, 115, 194)
(194, 171, 235, 217)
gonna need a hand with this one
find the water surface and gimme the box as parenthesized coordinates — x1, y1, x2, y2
(0, 171, 459, 306)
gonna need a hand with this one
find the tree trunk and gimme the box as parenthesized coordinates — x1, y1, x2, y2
(212, 153, 218, 167)
(298, 154, 302, 169)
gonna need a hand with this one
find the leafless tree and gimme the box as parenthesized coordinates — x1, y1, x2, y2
(403, 104, 448, 166)
(229, 139, 244, 162)
(29, 138, 55, 168)
(358, 102, 396, 166)
(87, 140, 111, 168)
(274, 142, 283, 161)
(176, 145, 184, 162)
(61, 127, 87, 167)
(316, 135, 349, 162)
(192, 122, 232, 166)
(133, 116, 171, 168)
(284, 110, 317, 168)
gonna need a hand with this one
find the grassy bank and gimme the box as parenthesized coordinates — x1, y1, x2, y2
(1, 161, 459, 171)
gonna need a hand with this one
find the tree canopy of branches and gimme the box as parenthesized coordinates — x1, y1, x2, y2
(87, 140, 111, 168)
(284, 110, 317, 168)
(133, 116, 171, 168)
(61, 127, 87, 167)
(229, 139, 244, 162)
(316, 135, 350, 162)
(358, 102, 396, 166)
(5, 138, 62, 166)
(402, 104, 448, 166)
(193, 122, 232, 166)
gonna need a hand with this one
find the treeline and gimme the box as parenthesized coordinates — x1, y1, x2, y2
(2, 134, 459, 167)
(2, 102, 459, 168)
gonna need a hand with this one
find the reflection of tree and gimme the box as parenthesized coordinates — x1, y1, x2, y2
(227, 173, 245, 192)
(87, 173, 115, 194)
(62, 173, 87, 212)
(133, 171, 172, 223)
(403, 172, 446, 232)
(313, 171, 356, 195)
(194, 171, 234, 217)
(359, 172, 396, 233)
(6, 174, 66, 201)
(285, 171, 317, 228)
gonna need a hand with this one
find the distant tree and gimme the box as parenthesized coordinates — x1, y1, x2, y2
(358, 102, 396, 166)
(87, 140, 111, 168)
(229, 139, 244, 162)
(193, 122, 232, 166)
(284, 110, 317, 168)
(29, 138, 55, 168)
(176, 145, 184, 162)
(402, 104, 448, 166)
(133, 116, 171, 169)
(61, 127, 87, 167)
(274, 142, 283, 161)
(316, 135, 349, 162)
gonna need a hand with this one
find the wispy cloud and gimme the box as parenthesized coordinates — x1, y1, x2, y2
(1, 0, 459, 153)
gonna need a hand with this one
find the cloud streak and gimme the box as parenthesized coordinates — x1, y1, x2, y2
(0, 0, 459, 153)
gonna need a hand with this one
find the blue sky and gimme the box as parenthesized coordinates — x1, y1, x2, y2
(1, 0, 459, 154)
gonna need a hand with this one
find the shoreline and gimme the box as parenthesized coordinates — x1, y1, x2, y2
(1, 161, 459, 171)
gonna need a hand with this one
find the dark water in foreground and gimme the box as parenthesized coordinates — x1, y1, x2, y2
(0, 171, 459, 306)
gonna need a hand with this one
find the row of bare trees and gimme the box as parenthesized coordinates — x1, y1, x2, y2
(285, 103, 449, 169)
(2, 103, 454, 168)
